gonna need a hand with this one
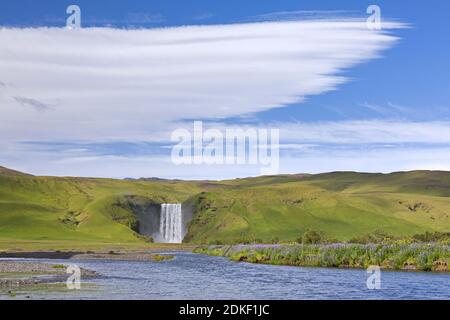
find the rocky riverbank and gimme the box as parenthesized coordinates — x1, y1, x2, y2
(0, 250, 175, 291)
(0, 261, 98, 289)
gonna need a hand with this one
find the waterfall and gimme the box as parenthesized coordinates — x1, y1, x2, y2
(159, 203, 183, 243)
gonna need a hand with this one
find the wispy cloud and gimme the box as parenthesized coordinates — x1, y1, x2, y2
(166, 120, 450, 145)
(279, 120, 450, 144)
(125, 12, 165, 24)
(13, 96, 54, 112)
(3, 139, 450, 179)
(192, 13, 215, 21)
(44, 12, 165, 27)
(360, 101, 414, 118)
(247, 10, 355, 22)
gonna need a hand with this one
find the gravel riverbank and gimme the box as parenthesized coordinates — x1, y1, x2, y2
(0, 250, 174, 290)
(0, 261, 98, 289)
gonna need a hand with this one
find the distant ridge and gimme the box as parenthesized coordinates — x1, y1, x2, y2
(0, 166, 32, 176)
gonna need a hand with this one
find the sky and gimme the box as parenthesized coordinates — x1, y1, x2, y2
(0, 0, 449, 179)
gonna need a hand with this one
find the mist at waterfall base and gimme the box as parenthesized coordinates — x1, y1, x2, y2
(137, 203, 188, 244)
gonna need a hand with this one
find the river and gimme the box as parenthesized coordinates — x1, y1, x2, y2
(1, 251, 449, 299)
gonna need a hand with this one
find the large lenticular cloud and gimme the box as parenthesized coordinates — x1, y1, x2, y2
(0, 20, 403, 142)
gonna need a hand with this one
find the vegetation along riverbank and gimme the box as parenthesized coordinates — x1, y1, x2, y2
(194, 242, 450, 272)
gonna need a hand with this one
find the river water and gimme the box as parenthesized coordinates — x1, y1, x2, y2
(1, 251, 449, 299)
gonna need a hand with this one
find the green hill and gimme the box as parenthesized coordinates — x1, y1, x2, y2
(1, 166, 450, 248)
(0, 167, 203, 249)
(185, 171, 450, 243)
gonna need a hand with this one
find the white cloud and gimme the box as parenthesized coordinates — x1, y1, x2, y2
(280, 146, 450, 174)
(279, 120, 450, 144)
(3, 143, 450, 179)
(4, 19, 434, 178)
(2, 119, 450, 178)
(0, 20, 403, 144)
(168, 120, 450, 145)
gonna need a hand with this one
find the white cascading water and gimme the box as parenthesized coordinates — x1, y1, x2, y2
(159, 203, 183, 243)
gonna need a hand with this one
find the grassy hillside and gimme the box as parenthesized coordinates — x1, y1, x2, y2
(185, 171, 450, 243)
(0, 168, 203, 249)
(1, 166, 450, 248)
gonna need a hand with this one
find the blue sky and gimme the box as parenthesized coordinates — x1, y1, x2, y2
(0, 1, 449, 179)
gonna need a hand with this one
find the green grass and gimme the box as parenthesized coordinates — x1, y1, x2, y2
(152, 254, 174, 262)
(1, 166, 450, 249)
(185, 171, 450, 243)
(194, 243, 450, 272)
(0, 168, 204, 249)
